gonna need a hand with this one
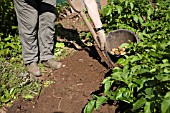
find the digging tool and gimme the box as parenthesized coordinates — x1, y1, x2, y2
(67, 0, 115, 68)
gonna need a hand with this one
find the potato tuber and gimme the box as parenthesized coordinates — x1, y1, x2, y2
(110, 46, 126, 55)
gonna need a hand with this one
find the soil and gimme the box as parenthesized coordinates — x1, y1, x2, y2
(7, 49, 116, 113)
(7, 1, 117, 113)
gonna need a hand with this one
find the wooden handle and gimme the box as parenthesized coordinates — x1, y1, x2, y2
(79, 11, 100, 48)
(67, 0, 84, 12)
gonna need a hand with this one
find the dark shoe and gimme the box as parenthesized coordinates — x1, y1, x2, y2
(43, 59, 62, 69)
(26, 62, 42, 77)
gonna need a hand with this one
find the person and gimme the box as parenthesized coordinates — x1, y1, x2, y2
(13, 0, 62, 77)
(69, 0, 107, 50)
(84, 0, 107, 51)
(13, 0, 107, 77)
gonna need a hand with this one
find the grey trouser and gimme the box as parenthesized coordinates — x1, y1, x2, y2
(13, 0, 56, 64)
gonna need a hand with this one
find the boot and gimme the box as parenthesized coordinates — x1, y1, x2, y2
(43, 58, 62, 69)
(26, 62, 42, 77)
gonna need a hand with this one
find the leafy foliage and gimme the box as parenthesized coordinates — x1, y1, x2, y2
(0, 35, 22, 59)
(54, 42, 71, 61)
(0, 58, 41, 107)
(0, 0, 41, 108)
(84, 0, 170, 113)
(0, 0, 18, 38)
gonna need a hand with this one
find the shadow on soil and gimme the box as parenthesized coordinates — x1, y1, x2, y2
(55, 23, 87, 49)
(55, 23, 109, 69)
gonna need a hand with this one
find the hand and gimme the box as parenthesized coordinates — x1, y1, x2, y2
(97, 30, 107, 51)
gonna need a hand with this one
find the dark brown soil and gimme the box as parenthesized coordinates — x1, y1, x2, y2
(7, 49, 116, 113)
(7, 1, 117, 113)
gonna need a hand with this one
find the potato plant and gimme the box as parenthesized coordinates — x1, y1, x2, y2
(84, 0, 170, 113)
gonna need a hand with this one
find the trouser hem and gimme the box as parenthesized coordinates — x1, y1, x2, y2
(40, 55, 54, 61)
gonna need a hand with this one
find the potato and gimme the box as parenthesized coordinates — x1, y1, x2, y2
(115, 50, 120, 55)
(120, 51, 126, 55)
(110, 46, 126, 55)
(118, 46, 125, 52)
(111, 48, 116, 52)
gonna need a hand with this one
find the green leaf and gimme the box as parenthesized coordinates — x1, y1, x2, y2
(132, 79, 143, 86)
(166, 11, 170, 21)
(164, 92, 170, 99)
(155, 74, 164, 80)
(125, 1, 128, 7)
(122, 65, 129, 77)
(116, 6, 122, 14)
(4, 36, 11, 41)
(150, 67, 156, 73)
(95, 96, 107, 109)
(115, 89, 123, 100)
(106, 6, 112, 16)
(102, 77, 111, 84)
(131, 65, 141, 73)
(162, 75, 170, 81)
(164, 68, 170, 74)
(4, 43, 15, 49)
(144, 102, 151, 113)
(104, 80, 113, 94)
(55, 42, 65, 48)
(0, 95, 10, 103)
(145, 88, 153, 98)
(117, 58, 128, 66)
(133, 15, 138, 23)
(161, 97, 170, 113)
(115, 87, 130, 102)
(103, 5, 112, 16)
(162, 59, 169, 63)
(130, 56, 140, 63)
(84, 100, 95, 113)
(12, 26, 17, 29)
(138, 16, 144, 24)
(23, 94, 34, 99)
(112, 67, 122, 73)
(132, 97, 146, 111)
(120, 43, 129, 48)
(147, 8, 153, 20)
(130, 2, 134, 10)
(151, 45, 157, 50)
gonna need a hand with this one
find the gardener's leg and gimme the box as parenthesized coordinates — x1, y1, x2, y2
(38, 0, 62, 69)
(13, 0, 42, 76)
(13, 0, 39, 64)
